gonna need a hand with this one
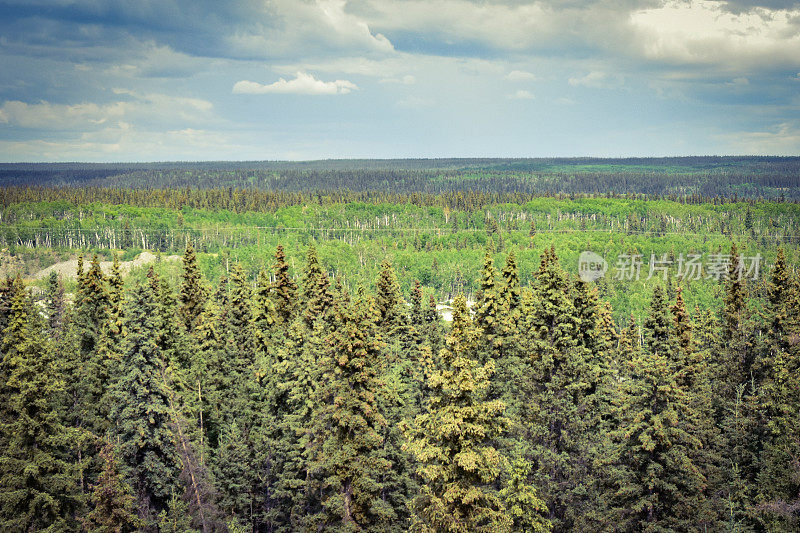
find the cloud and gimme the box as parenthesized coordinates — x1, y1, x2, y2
(380, 74, 416, 84)
(225, 0, 393, 60)
(715, 121, 800, 154)
(0, 124, 270, 162)
(505, 70, 536, 81)
(569, 71, 619, 88)
(629, 0, 800, 70)
(232, 71, 358, 95)
(507, 89, 535, 100)
(0, 91, 214, 130)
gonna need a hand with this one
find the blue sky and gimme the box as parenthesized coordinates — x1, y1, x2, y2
(0, 0, 799, 161)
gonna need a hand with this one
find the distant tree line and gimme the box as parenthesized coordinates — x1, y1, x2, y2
(1, 156, 799, 199)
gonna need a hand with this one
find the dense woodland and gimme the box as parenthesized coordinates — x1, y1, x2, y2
(2, 157, 800, 199)
(1, 160, 799, 531)
(1, 239, 799, 531)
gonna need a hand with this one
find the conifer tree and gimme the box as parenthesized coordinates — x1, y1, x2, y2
(82, 442, 141, 533)
(607, 286, 709, 530)
(70, 254, 114, 438)
(110, 276, 180, 526)
(270, 318, 328, 530)
(271, 244, 298, 326)
(375, 258, 407, 334)
(0, 285, 82, 531)
(474, 251, 500, 356)
(107, 253, 125, 342)
(410, 280, 424, 329)
(179, 242, 207, 334)
(309, 292, 394, 530)
(43, 271, 66, 337)
(300, 245, 335, 329)
(755, 261, 800, 528)
(499, 250, 521, 314)
(404, 295, 512, 532)
(520, 247, 596, 529)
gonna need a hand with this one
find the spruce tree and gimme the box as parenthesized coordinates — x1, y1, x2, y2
(0, 285, 82, 531)
(755, 261, 800, 529)
(43, 271, 66, 337)
(109, 276, 180, 526)
(607, 286, 709, 530)
(404, 295, 512, 532)
(107, 253, 125, 343)
(300, 245, 335, 329)
(520, 247, 597, 529)
(474, 250, 500, 358)
(72, 254, 113, 439)
(81, 442, 141, 533)
(309, 291, 394, 530)
(179, 242, 207, 334)
(375, 258, 407, 335)
(271, 245, 297, 326)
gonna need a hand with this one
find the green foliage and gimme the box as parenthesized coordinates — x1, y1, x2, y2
(307, 291, 395, 530)
(82, 442, 141, 533)
(404, 295, 511, 533)
(0, 284, 82, 531)
(109, 273, 180, 524)
(179, 241, 207, 333)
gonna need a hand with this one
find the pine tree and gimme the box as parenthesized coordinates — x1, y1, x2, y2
(404, 295, 512, 532)
(300, 245, 335, 329)
(474, 251, 500, 358)
(109, 277, 180, 526)
(271, 245, 298, 326)
(0, 285, 82, 531)
(375, 259, 407, 335)
(82, 442, 141, 533)
(607, 285, 709, 530)
(43, 271, 66, 337)
(179, 242, 207, 334)
(309, 292, 394, 530)
(107, 253, 125, 342)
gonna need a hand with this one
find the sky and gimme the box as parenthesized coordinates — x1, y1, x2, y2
(0, 0, 799, 161)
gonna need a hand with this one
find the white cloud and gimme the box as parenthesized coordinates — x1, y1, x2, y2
(507, 90, 535, 100)
(0, 124, 270, 162)
(715, 122, 800, 155)
(629, 0, 800, 69)
(0, 91, 214, 130)
(226, 0, 393, 59)
(569, 71, 619, 88)
(233, 71, 358, 95)
(505, 70, 536, 81)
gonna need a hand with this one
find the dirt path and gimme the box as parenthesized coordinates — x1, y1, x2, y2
(34, 251, 181, 280)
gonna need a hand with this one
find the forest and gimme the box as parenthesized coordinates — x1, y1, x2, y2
(0, 159, 799, 532)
